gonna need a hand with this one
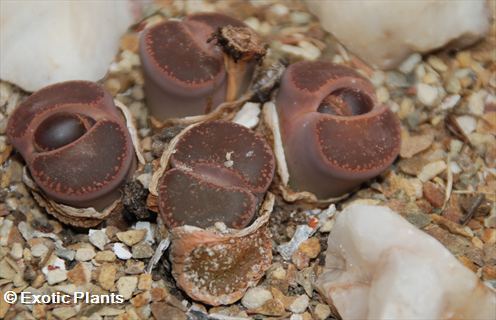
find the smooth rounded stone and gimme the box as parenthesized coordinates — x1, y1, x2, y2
(0, 1, 135, 91)
(317, 204, 496, 320)
(241, 287, 273, 309)
(305, 1, 489, 69)
(416, 83, 438, 107)
(10, 242, 23, 260)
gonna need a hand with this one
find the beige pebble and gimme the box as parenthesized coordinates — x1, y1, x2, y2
(95, 250, 116, 263)
(138, 273, 152, 291)
(418, 160, 447, 182)
(116, 229, 147, 246)
(51, 306, 77, 320)
(75, 247, 96, 262)
(117, 276, 138, 300)
(99, 263, 117, 290)
(314, 303, 331, 320)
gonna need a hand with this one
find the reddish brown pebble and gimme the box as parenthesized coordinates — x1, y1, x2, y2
(275, 61, 401, 198)
(6, 81, 135, 210)
(158, 121, 275, 229)
(423, 181, 445, 208)
(140, 13, 251, 120)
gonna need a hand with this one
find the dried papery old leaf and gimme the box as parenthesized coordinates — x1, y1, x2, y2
(169, 193, 274, 306)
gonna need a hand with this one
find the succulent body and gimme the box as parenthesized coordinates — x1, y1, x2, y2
(275, 61, 401, 198)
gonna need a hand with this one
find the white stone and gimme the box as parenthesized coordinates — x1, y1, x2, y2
(289, 294, 309, 313)
(75, 247, 96, 262)
(0, 218, 13, 246)
(418, 160, 447, 182)
(31, 244, 49, 258)
(440, 94, 461, 110)
(46, 269, 68, 285)
(468, 91, 486, 115)
(317, 205, 496, 320)
(42, 255, 66, 275)
(10, 243, 23, 260)
(113, 243, 132, 260)
(137, 173, 152, 189)
(233, 102, 261, 129)
(280, 42, 321, 61)
(456, 115, 477, 136)
(270, 3, 289, 16)
(416, 83, 438, 107)
(277, 225, 316, 260)
(305, 1, 489, 69)
(88, 229, 109, 251)
(0, 1, 134, 91)
(241, 287, 273, 309)
(398, 53, 422, 74)
(134, 221, 155, 244)
(450, 161, 462, 175)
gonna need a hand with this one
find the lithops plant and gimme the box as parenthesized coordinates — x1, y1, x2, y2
(149, 120, 275, 305)
(140, 12, 264, 121)
(6, 81, 143, 227)
(264, 61, 401, 201)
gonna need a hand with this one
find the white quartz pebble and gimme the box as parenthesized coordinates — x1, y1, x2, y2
(317, 204, 496, 320)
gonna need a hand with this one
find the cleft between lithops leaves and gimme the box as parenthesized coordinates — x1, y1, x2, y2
(264, 61, 401, 202)
(262, 101, 349, 204)
(21, 99, 143, 228)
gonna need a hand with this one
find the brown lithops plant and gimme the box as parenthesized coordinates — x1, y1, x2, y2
(6, 81, 140, 227)
(266, 61, 401, 200)
(158, 120, 274, 229)
(149, 120, 275, 305)
(140, 12, 264, 121)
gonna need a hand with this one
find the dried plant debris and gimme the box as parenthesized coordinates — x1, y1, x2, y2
(209, 25, 267, 63)
(0, 0, 495, 319)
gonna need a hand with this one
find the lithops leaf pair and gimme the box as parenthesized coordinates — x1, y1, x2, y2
(149, 120, 275, 305)
(264, 61, 401, 202)
(140, 12, 265, 122)
(7, 81, 142, 227)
